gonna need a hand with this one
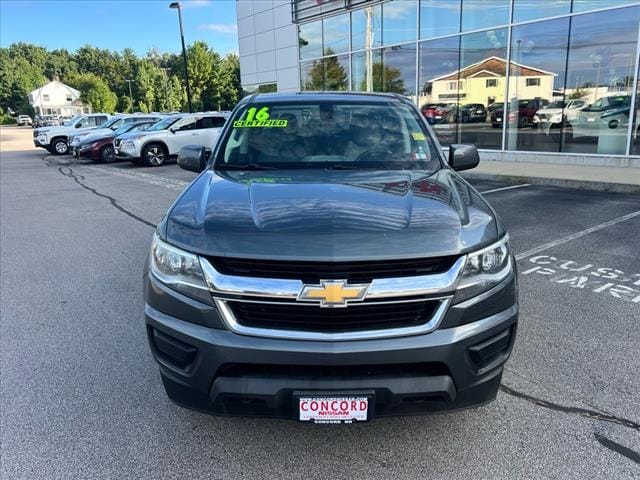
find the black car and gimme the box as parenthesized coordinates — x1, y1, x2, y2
(144, 92, 518, 422)
(461, 103, 487, 123)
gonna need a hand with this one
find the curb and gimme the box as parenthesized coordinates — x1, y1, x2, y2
(461, 172, 640, 194)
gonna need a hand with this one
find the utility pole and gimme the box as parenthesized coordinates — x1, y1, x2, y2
(169, 2, 193, 112)
(125, 79, 134, 112)
(365, 6, 373, 92)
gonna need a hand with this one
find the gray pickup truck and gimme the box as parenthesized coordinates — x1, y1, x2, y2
(143, 92, 518, 423)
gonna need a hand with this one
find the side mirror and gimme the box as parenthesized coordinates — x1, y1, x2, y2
(169, 127, 176, 134)
(178, 145, 207, 173)
(75, 123, 82, 128)
(449, 144, 479, 172)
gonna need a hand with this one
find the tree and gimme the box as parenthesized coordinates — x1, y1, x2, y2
(187, 41, 220, 110)
(567, 88, 587, 100)
(67, 72, 117, 112)
(323, 56, 348, 91)
(0, 41, 241, 116)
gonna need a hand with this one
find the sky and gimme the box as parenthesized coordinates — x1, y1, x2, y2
(0, 0, 239, 56)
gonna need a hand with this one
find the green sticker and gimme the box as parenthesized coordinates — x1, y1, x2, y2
(234, 106, 288, 128)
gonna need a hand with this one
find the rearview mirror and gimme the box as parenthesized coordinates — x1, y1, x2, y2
(449, 144, 479, 172)
(178, 145, 207, 173)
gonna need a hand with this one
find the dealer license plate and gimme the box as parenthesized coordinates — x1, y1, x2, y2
(298, 396, 369, 423)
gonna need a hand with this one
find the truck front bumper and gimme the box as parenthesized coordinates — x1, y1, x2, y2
(144, 271, 518, 420)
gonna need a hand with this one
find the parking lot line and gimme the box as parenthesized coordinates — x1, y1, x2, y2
(515, 210, 640, 260)
(481, 184, 531, 194)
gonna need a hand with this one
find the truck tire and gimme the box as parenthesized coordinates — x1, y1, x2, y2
(142, 143, 167, 167)
(51, 137, 69, 155)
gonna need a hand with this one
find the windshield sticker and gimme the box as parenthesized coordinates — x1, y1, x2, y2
(233, 106, 288, 128)
(412, 132, 426, 141)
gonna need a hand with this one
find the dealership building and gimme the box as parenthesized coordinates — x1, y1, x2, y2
(236, 0, 640, 167)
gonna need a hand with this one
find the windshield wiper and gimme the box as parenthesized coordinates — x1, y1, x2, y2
(216, 163, 279, 171)
(326, 164, 359, 170)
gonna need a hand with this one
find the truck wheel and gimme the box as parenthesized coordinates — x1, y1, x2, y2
(51, 138, 69, 155)
(99, 145, 116, 163)
(142, 144, 167, 167)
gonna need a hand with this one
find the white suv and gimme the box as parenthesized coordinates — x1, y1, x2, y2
(115, 112, 228, 166)
(68, 114, 163, 155)
(34, 113, 111, 155)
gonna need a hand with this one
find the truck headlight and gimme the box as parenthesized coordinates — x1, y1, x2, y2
(149, 234, 212, 304)
(453, 236, 512, 304)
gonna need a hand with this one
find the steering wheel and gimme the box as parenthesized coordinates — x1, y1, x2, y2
(353, 148, 393, 163)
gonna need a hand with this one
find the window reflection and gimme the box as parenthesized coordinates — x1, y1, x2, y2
(382, 0, 417, 45)
(562, 6, 639, 154)
(572, 1, 638, 13)
(420, 0, 461, 39)
(632, 62, 640, 156)
(461, 0, 510, 31)
(301, 55, 349, 91)
(299, 21, 323, 60)
(506, 18, 569, 152)
(418, 36, 461, 146)
(323, 13, 349, 55)
(458, 28, 509, 148)
(513, 0, 570, 23)
(352, 5, 382, 51)
(352, 45, 416, 99)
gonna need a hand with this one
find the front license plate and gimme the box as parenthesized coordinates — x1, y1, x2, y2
(298, 396, 370, 423)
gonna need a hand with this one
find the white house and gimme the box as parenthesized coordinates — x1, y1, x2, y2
(28, 80, 90, 116)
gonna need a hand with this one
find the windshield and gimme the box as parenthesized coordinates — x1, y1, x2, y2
(98, 117, 120, 129)
(64, 115, 82, 126)
(214, 101, 441, 171)
(147, 117, 180, 131)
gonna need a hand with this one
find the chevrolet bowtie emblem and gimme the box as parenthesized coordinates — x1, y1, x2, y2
(298, 280, 369, 308)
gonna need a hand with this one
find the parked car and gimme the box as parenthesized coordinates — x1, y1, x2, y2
(69, 114, 163, 155)
(420, 103, 448, 124)
(460, 103, 487, 123)
(33, 113, 111, 155)
(508, 99, 550, 127)
(76, 120, 157, 163)
(492, 99, 549, 128)
(144, 92, 518, 421)
(17, 115, 33, 126)
(115, 112, 229, 166)
(533, 99, 587, 134)
(566, 95, 632, 141)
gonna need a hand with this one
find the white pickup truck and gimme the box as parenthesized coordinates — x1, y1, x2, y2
(114, 112, 229, 166)
(33, 113, 111, 155)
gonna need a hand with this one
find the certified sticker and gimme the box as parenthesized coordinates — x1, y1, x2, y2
(233, 106, 288, 128)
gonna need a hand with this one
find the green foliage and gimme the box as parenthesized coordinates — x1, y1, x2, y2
(66, 72, 117, 112)
(0, 42, 242, 115)
(567, 88, 587, 100)
(303, 54, 348, 92)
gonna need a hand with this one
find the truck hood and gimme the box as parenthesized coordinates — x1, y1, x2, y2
(164, 169, 500, 261)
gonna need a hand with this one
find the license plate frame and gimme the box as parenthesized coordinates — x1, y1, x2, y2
(294, 391, 374, 424)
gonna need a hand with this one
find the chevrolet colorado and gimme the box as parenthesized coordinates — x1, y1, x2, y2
(144, 92, 518, 423)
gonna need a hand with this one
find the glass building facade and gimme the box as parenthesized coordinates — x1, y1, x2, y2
(296, 0, 640, 157)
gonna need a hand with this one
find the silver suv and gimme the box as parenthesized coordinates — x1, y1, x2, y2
(115, 112, 228, 166)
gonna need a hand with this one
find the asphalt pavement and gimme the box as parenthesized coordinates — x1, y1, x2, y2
(1, 126, 639, 479)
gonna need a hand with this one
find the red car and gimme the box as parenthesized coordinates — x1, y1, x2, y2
(420, 103, 449, 124)
(76, 121, 156, 162)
